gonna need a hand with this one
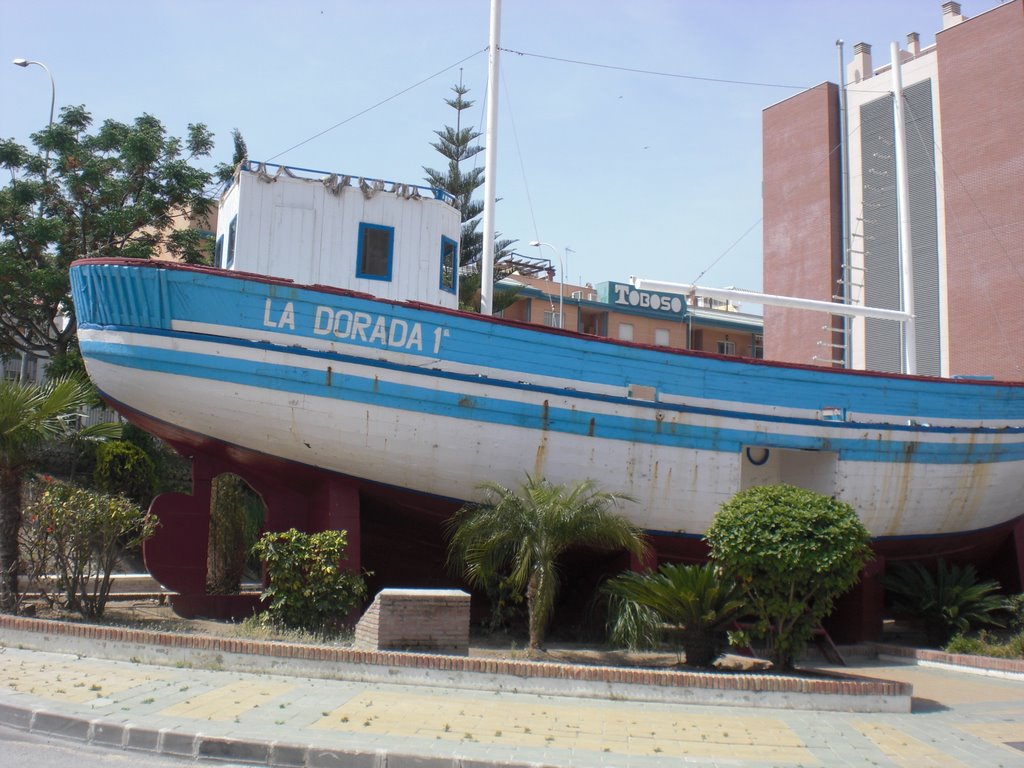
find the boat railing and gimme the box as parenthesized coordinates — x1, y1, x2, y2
(240, 160, 458, 207)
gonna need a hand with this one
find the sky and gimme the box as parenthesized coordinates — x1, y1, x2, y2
(1, 0, 999, 293)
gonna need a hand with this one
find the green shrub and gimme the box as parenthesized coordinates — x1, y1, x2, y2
(705, 484, 873, 669)
(251, 528, 367, 635)
(945, 630, 1024, 659)
(1006, 593, 1024, 634)
(120, 424, 191, 495)
(884, 558, 1005, 646)
(603, 563, 748, 666)
(93, 440, 157, 506)
(20, 477, 157, 619)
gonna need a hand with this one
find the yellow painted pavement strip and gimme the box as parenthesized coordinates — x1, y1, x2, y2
(0, 656, 168, 704)
(159, 680, 295, 721)
(960, 723, 1024, 759)
(851, 722, 968, 768)
(311, 690, 814, 763)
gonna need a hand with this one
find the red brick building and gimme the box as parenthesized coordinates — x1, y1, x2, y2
(763, 0, 1024, 381)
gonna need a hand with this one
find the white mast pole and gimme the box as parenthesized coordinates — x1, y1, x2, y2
(480, 0, 501, 315)
(890, 41, 917, 375)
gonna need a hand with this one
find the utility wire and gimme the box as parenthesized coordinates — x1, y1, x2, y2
(268, 48, 487, 162)
(499, 46, 811, 91)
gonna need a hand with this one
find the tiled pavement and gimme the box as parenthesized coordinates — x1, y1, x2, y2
(0, 651, 1019, 768)
(1, 633, 1023, 766)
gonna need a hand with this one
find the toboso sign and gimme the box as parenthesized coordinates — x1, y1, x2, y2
(610, 283, 686, 316)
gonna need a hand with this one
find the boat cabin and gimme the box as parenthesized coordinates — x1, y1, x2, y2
(215, 162, 462, 308)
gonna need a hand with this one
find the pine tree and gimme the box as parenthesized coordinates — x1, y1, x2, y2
(423, 82, 485, 271)
(424, 81, 516, 311)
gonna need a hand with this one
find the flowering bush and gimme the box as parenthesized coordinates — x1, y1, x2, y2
(20, 477, 157, 618)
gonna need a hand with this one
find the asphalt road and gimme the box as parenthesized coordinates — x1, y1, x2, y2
(0, 724, 217, 767)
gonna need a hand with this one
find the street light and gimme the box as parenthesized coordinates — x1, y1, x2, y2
(13, 58, 56, 129)
(528, 241, 567, 328)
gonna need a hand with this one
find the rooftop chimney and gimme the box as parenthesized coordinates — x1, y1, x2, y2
(942, 1, 966, 29)
(907, 32, 921, 57)
(849, 42, 873, 83)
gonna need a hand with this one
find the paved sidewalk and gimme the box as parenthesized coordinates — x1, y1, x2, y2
(1, 644, 1023, 767)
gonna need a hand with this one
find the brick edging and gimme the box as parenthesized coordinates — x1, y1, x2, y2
(871, 642, 1024, 675)
(0, 615, 909, 698)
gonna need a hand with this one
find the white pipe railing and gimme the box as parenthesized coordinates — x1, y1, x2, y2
(629, 278, 913, 323)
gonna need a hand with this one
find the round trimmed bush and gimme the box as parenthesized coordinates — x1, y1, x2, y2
(705, 484, 873, 669)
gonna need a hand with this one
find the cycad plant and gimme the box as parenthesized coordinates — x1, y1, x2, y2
(603, 562, 748, 667)
(884, 558, 1005, 646)
(447, 477, 647, 649)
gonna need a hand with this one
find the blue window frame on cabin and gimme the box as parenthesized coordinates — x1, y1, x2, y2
(439, 236, 458, 294)
(356, 223, 394, 281)
(226, 216, 237, 269)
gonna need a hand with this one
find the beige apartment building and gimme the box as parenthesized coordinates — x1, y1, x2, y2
(500, 274, 763, 358)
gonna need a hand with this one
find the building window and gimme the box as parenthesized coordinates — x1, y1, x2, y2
(439, 236, 457, 293)
(717, 339, 736, 356)
(226, 217, 237, 269)
(357, 223, 394, 281)
(215, 235, 225, 268)
(654, 328, 670, 347)
(750, 334, 764, 359)
(618, 323, 634, 342)
(1, 354, 37, 382)
(543, 311, 562, 328)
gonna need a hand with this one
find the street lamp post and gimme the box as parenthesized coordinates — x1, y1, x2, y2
(13, 58, 55, 129)
(12, 58, 56, 383)
(528, 241, 568, 329)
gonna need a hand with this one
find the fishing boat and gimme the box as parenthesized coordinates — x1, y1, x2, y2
(70, 160, 1024, 627)
(68, 7, 1024, 633)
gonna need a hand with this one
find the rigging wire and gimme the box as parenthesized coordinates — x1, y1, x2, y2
(499, 66, 541, 247)
(267, 48, 487, 163)
(690, 217, 762, 287)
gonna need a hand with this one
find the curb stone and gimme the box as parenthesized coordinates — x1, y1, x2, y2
(0, 703, 561, 768)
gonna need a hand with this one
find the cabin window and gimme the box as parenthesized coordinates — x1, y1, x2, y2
(543, 311, 562, 328)
(215, 235, 224, 268)
(655, 328, 670, 347)
(357, 223, 394, 281)
(717, 339, 736, 356)
(618, 323, 634, 342)
(440, 236, 458, 293)
(226, 216, 237, 269)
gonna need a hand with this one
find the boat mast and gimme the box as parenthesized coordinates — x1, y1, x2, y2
(480, 0, 501, 316)
(836, 40, 852, 369)
(890, 41, 917, 375)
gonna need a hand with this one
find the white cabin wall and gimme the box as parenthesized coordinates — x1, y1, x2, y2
(215, 184, 241, 269)
(218, 168, 459, 308)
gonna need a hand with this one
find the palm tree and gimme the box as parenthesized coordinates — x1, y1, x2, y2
(446, 477, 647, 649)
(0, 375, 120, 612)
(603, 562, 748, 667)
